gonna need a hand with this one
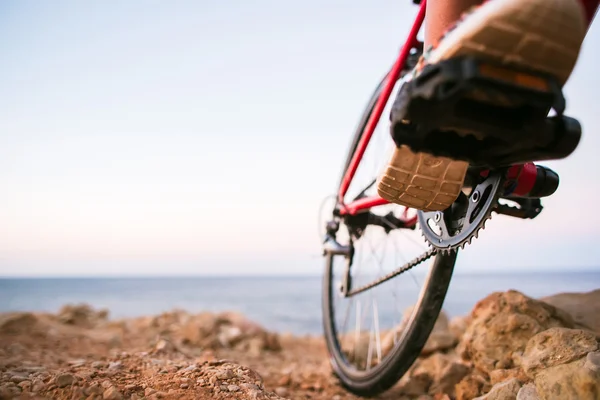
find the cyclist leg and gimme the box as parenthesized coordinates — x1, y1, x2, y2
(377, 0, 588, 212)
(424, 0, 483, 49)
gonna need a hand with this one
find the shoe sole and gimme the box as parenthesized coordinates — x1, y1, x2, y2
(378, 0, 586, 211)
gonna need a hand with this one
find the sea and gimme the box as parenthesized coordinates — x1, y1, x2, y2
(1, 272, 599, 335)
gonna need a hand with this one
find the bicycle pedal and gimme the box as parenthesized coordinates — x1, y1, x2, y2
(390, 56, 582, 168)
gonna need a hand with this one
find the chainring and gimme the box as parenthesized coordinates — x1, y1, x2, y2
(417, 170, 505, 253)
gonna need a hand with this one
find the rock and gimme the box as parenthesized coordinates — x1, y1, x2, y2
(585, 351, 600, 372)
(473, 378, 521, 400)
(0, 313, 40, 335)
(218, 325, 243, 347)
(108, 361, 122, 370)
(455, 373, 492, 400)
(450, 316, 469, 341)
(154, 339, 174, 353)
(393, 308, 457, 355)
(179, 383, 189, 389)
(489, 368, 528, 385)
(534, 356, 600, 400)
(0, 383, 21, 398)
(9, 375, 28, 383)
(101, 380, 113, 389)
(56, 373, 76, 388)
(540, 289, 600, 335)
(216, 369, 234, 380)
(521, 327, 598, 377)
(399, 372, 431, 396)
(419, 310, 457, 355)
(68, 358, 87, 367)
(228, 384, 240, 392)
(516, 383, 540, 400)
(412, 353, 471, 396)
(57, 304, 108, 328)
(174, 312, 218, 347)
(102, 386, 123, 400)
(31, 379, 45, 392)
(457, 290, 575, 373)
(275, 387, 287, 396)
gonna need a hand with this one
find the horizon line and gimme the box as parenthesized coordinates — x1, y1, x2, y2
(1, 268, 599, 279)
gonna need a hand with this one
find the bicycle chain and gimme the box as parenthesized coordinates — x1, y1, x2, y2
(345, 249, 438, 297)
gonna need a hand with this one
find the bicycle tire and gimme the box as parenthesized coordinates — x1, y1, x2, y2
(322, 249, 457, 396)
(322, 73, 458, 397)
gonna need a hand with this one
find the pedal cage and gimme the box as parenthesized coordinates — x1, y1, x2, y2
(390, 56, 582, 168)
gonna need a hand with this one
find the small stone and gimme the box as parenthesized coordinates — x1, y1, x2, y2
(275, 387, 287, 396)
(108, 361, 122, 370)
(240, 383, 260, 390)
(196, 378, 205, 385)
(10, 375, 28, 384)
(144, 388, 156, 396)
(516, 383, 541, 400)
(473, 378, 521, 400)
(68, 359, 87, 367)
(31, 379, 45, 392)
(91, 361, 106, 369)
(103, 386, 123, 400)
(584, 351, 600, 372)
(101, 380, 113, 389)
(154, 339, 172, 352)
(277, 374, 291, 386)
(17, 380, 31, 391)
(56, 373, 76, 388)
(131, 394, 140, 400)
(180, 383, 189, 389)
(86, 383, 102, 395)
(124, 384, 137, 390)
(71, 387, 86, 398)
(216, 369, 234, 380)
(182, 364, 198, 373)
(227, 384, 240, 392)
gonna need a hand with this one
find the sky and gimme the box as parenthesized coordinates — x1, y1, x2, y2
(1, 0, 599, 276)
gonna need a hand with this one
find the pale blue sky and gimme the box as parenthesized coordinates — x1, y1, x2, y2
(1, 0, 599, 276)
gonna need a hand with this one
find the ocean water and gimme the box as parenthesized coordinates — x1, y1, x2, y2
(0, 272, 599, 334)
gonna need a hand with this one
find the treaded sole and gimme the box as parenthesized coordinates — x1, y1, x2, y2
(377, 146, 468, 212)
(378, 0, 586, 211)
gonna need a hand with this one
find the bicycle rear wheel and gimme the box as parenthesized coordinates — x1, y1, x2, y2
(321, 69, 458, 397)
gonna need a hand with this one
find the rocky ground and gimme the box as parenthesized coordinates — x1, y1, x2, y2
(1, 289, 599, 400)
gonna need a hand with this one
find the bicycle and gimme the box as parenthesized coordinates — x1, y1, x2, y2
(320, 0, 599, 396)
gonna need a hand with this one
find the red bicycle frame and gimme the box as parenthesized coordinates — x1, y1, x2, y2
(337, 0, 599, 218)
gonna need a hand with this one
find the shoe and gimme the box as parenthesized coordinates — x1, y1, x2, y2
(377, 0, 587, 212)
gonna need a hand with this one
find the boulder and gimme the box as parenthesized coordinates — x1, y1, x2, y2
(410, 353, 471, 397)
(540, 289, 600, 335)
(534, 355, 600, 400)
(455, 372, 492, 400)
(57, 304, 108, 328)
(473, 378, 521, 400)
(456, 290, 575, 373)
(520, 327, 598, 377)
